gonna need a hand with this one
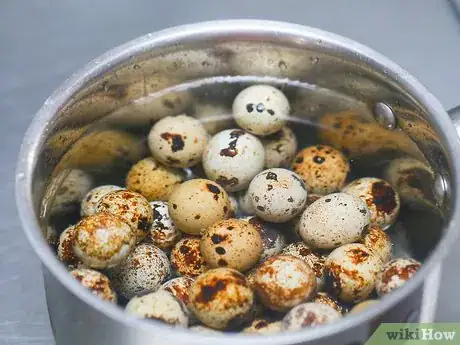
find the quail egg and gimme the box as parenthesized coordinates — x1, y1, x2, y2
(375, 258, 421, 296)
(80, 185, 124, 217)
(200, 219, 262, 272)
(241, 216, 287, 262)
(70, 268, 117, 303)
(311, 292, 345, 314)
(193, 102, 234, 135)
(324, 243, 383, 303)
(57, 225, 84, 270)
(342, 177, 400, 229)
(189, 268, 254, 330)
(227, 194, 240, 217)
(243, 319, 283, 334)
(248, 168, 308, 223)
(232, 85, 290, 136)
(360, 225, 392, 263)
(96, 190, 153, 243)
(168, 179, 230, 235)
(202, 129, 265, 192)
(171, 237, 209, 277)
(261, 127, 298, 168)
(292, 145, 350, 195)
(148, 114, 209, 168)
(126, 157, 185, 201)
(282, 302, 341, 331)
(148, 201, 182, 250)
(254, 255, 317, 312)
(126, 290, 189, 327)
(160, 276, 194, 310)
(73, 213, 136, 269)
(299, 193, 370, 249)
(110, 243, 170, 299)
(238, 189, 256, 215)
(281, 242, 326, 289)
(349, 299, 379, 315)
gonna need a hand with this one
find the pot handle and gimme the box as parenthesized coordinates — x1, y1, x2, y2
(448, 105, 460, 136)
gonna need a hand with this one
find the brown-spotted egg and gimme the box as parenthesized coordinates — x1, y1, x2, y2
(360, 225, 392, 263)
(282, 302, 341, 331)
(70, 268, 117, 303)
(375, 258, 421, 296)
(148, 201, 182, 250)
(243, 318, 283, 334)
(80, 185, 124, 217)
(171, 237, 209, 277)
(57, 225, 84, 270)
(311, 292, 345, 314)
(262, 127, 298, 168)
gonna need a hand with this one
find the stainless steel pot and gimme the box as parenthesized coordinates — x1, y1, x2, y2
(15, 20, 460, 345)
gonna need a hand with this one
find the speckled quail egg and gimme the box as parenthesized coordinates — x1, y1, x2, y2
(248, 168, 308, 223)
(148, 114, 209, 168)
(243, 319, 283, 334)
(232, 85, 290, 136)
(292, 145, 350, 195)
(70, 268, 117, 303)
(375, 258, 421, 297)
(360, 225, 392, 263)
(168, 179, 230, 235)
(350, 299, 379, 315)
(282, 302, 341, 331)
(241, 216, 286, 262)
(110, 243, 170, 299)
(73, 213, 136, 269)
(311, 292, 345, 314)
(57, 225, 84, 270)
(202, 129, 265, 192)
(171, 237, 209, 277)
(193, 102, 234, 135)
(126, 157, 185, 201)
(160, 276, 194, 310)
(238, 189, 256, 215)
(80, 185, 124, 217)
(189, 325, 221, 333)
(96, 190, 153, 243)
(281, 242, 326, 289)
(148, 201, 182, 250)
(254, 255, 317, 312)
(324, 243, 383, 303)
(227, 194, 239, 217)
(189, 268, 254, 330)
(299, 193, 370, 249)
(200, 219, 262, 272)
(125, 290, 189, 327)
(342, 177, 400, 229)
(262, 127, 298, 168)
(45, 169, 94, 216)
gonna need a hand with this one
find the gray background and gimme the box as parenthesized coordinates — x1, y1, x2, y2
(1, 0, 460, 344)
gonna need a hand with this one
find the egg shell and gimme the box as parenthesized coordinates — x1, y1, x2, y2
(238, 189, 256, 215)
(299, 193, 370, 249)
(200, 219, 262, 272)
(70, 268, 117, 303)
(189, 268, 254, 330)
(342, 177, 400, 229)
(202, 129, 265, 192)
(241, 216, 287, 262)
(125, 290, 189, 327)
(193, 102, 234, 135)
(324, 243, 383, 303)
(57, 225, 85, 270)
(148, 114, 209, 168)
(96, 190, 153, 243)
(292, 145, 350, 195)
(375, 258, 421, 296)
(248, 168, 308, 223)
(282, 302, 341, 331)
(168, 179, 230, 235)
(160, 276, 194, 309)
(148, 201, 182, 250)
(171, 237, 209, 277)
(281, 242, 326, 289)
(243, 319, 283, 334)
(254, 255, 317, 312)
(349, 299, 379, 315)
(189, 325, 221, 333)
(262, 127, 298, 168)
(110, 243, 170, 299)
(311, 292, 345, 315)
(126, 157, 185, 201)
(73, 213, 136, 269)
(227, 194, 239, 217)
(360, 225, 392, 263)
(232, 85, 290, 136)
(81, 185, 124, 217)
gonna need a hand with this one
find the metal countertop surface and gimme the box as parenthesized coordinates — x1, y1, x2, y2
(1, 1, 460, 344)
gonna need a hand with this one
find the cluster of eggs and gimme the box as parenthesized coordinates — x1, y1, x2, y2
(54, 84, 421, 334)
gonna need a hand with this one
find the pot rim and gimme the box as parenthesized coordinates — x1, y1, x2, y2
(15, 19, 460, 343)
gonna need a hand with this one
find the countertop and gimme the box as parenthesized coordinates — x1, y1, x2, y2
(1, 1, 460, 344)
